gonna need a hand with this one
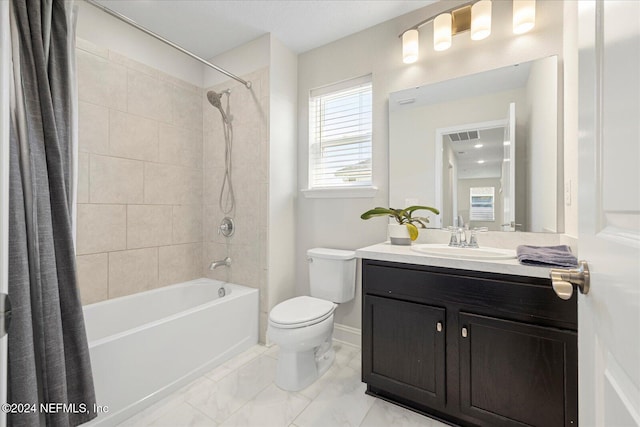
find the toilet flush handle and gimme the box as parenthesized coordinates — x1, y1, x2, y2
(307, 256, 313, 263)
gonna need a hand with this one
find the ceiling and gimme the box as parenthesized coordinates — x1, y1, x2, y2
(447, 127, 505, 180)
(95, 0, 437, 60)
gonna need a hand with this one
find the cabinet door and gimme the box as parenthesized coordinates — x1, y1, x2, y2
(363, 295, 446, 407)
(459, 312, 578, 427)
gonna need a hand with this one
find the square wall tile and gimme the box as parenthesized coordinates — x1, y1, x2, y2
(160, 72, 200, 95)
(158, 124, 203, 169)
(127, 205, 173, 249)
(76, 204, 126, 255)
(172, 205, 202, 245)
(109, 248, 159, 298)
(171, 85, 202, 131)
(203, 163, 225, 208)
(76, 253, 108, 305)
(159, 243, 202, 286)
(77, 152, 89, 204)
(127, 69, 172, 123)
(89, 154, 143, 204)
(144, 163, 202, 206)
(108, 50, 158, 78)
(78, 101, 109, 155)
(77, 49, 127, 110)
(109, 110, 159, 162)
(229, 243, 259, 289)
(203, 204, 226, 245)
(232, 122, 262, 176)
(233, 175, 263, 218)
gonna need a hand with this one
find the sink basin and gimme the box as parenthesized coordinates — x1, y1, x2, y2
(410, 244, 517, 260)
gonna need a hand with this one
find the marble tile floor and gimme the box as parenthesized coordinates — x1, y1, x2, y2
(117, 343, 449, 427)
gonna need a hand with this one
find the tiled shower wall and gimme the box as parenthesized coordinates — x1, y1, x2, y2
(204, 68, 270, 342)
(75, 39, 204, 305)
(74, 40, 272, 342)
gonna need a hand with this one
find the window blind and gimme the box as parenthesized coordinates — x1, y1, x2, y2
(469, 187, 495, 221)
(309, 77, 372, 189)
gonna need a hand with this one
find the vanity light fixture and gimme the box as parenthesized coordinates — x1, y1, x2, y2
(513, 0, 536, 34)
(477, 160, 485, 164)
(402, 29, 419, 64)
(399, 0, 535, 63)
(433, 13, 452, 51)
(474, 143, 484, 148)
(471, 0, 492, 41)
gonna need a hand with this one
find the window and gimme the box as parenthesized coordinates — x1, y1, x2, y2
(308, 76, 372, 190)
(469, 187, 495, 221)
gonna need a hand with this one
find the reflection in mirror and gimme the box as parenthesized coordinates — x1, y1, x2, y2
(440, 115, 513, 231)
(389, 56, 560, 233)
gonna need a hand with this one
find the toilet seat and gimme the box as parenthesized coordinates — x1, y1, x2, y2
(269, 296, 336, 329)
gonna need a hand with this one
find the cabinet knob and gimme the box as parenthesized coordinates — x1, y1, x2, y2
(461, 327, 468, 338)
(436, 321, 443, 332)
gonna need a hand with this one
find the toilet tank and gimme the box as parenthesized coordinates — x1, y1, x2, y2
(307, 248, 357, 303)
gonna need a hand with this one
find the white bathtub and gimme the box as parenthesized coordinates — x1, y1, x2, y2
(83, 278, 259, 426)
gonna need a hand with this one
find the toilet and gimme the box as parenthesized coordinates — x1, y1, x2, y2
(267, 248, 357, 391)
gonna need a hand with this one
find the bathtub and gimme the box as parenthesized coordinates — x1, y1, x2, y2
(83, 278, 258, 426)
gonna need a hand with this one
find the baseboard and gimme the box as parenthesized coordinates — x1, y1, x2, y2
(333, 323, 361, 348)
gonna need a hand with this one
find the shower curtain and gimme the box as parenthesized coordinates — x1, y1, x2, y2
(7, 1, 96, 426)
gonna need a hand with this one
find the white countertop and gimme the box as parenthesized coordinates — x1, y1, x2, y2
(356, 242, 553, 279)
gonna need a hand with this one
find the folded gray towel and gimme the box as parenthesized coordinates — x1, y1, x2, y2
(516, 245, 578, 268)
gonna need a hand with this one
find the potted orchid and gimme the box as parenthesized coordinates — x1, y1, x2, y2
(360, 205, 440, 245)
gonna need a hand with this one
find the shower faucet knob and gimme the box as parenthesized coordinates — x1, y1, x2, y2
(218, 217, 235, 237)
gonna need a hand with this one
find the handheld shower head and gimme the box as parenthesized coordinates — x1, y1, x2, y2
(208, 88, 235, 214)
(207, 90, 229, 122)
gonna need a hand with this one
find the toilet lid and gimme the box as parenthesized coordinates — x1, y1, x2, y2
(269, 296, 336, 328)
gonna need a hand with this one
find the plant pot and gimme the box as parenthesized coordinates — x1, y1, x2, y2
(388, 224, 412, 245)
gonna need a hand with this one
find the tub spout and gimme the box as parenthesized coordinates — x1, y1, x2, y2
(209, 257, 231, 270)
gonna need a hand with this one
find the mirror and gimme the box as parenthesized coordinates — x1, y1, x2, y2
(389, 56, 561, 233)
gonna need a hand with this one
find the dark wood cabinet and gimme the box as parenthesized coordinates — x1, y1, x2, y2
(459, 312, 578, 427)
(363, 295, 446, 407)
(362, 259, 578, 427)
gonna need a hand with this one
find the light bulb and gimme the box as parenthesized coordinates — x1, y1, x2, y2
(513, 0, 535, 34)
(433, 13, 452, 51)
(471, 0, 492, 41)
(402, 29, 419, 64)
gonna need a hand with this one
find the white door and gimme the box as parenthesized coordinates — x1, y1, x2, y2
(0, 2, 10, 426)
(502, 103, 516, 231)
(578, 1, 640, 426)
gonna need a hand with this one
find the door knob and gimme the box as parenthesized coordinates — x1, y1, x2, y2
(550, 261, 590, 300)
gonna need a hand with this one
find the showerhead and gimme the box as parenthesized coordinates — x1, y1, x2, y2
(207, 89, 230, 123)
(207, 90, 223, 109)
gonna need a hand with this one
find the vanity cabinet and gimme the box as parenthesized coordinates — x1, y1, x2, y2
(362, 259, 578, 427)
(364, 295, 446, 407)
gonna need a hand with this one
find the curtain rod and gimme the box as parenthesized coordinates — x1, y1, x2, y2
(84, 0, 252, 89)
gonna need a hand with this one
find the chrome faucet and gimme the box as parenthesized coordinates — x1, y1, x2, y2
(448, 226, 487, 248)
(209, 256, 231, 270)
(448, 225, 468, 247)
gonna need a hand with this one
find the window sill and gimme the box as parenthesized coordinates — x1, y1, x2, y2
(301, 186, 379, 199)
